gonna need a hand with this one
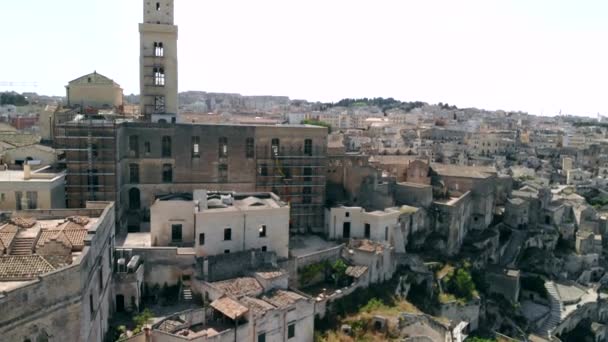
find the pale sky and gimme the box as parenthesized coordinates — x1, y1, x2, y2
(2, 0, 608, 116)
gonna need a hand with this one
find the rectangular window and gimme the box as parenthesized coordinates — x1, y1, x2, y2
(144, 141, 151, 155)
(218, 137, 228, 158)
(260, 164, 268, 177)
(224, 249, 230, 254)
(98, 268, 103, 292)
(154, 42, 164, 57)
(224, 228, 232, 241)
(288, 323, 295, 339)
(385, 226, 389, 241)
(192, 136, 200, 158)
(258, 333, 266, 342)
(15, 191, 22, 210)
(154, 96, 165, 113)
(302, 187, 312, 204)
(171, 224, 182, 242)
(162, 164, 173, 183)
(283, 167, 292, 180)
(246, 137, 255, 158)
(129, 164, 139, 184)
(304, 139, 313, 156)
(26, 191, 37, 209)
(259, 225, 267, 238)
(199, 233, 205, 245)
(271, 138, 280, 157)
(303, 167, 312, 182)
(129, 135, 139, 157)
(154, 67, 165, 86)
(219, 164, 228, 181)
(364, 224, 371, 239)
(261, 246, 267, 252)
(161, 136, 172, 157)
(89, 294, 94, 319)
(108, 247, 112, 270)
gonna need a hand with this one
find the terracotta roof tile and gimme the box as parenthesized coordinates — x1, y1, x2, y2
(0, 255, 55, 280)
(0, 224, 20, 233)
(63, 229, 87, 248)
(346, 265, 368, 278)
(36, 230, 72, 250)
(240, 296, 276, 319)
(262, 290, 306, 308)
(210, 296, 249, 319)
(0, 232, 16, 248)
(211, 277, 263, 298)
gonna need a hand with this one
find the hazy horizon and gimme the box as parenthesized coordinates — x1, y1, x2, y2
(2, 0, 608, 116)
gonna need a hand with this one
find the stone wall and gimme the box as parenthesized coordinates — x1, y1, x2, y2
(198, 249, 277, 282)
(0, 202, 115, 342)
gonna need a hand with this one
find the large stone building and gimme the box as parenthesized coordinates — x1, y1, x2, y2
(65, 71, 123, 109)
(118, 122, 327, 233)
(139, 0, 178, 123)
(0, 202, 115, 342)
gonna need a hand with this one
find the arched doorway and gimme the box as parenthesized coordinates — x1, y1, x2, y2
(129, 188, 140, 210)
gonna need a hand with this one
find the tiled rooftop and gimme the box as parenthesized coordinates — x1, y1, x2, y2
(210, 296, 249, 319)
(345, 265, 368, 278)
(349, 239, 386, 254)
(262, 290, 306, 308)
(0, 216, 94, 281)
(240, 296, 276, 319)
(0, 255, 56, 280)
(211, 277, 263, 298)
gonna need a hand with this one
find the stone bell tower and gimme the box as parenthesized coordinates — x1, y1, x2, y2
(139, 0, 178, 123)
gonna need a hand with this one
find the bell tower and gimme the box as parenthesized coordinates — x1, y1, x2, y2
(139, 0, 178, 122)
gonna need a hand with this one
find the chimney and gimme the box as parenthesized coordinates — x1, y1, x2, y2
(23, 163, 31, 180)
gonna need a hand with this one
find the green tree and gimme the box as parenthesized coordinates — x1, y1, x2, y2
(133, 308, 154, 334)
(451, 268, 476, 301)
(302, 119, 332, 133)
(332, 259, 348, 286)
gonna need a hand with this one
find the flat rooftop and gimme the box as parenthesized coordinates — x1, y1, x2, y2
(289, 235, 340, 258)
(0, 169, 64, 183)
(431, 163, 496, 179)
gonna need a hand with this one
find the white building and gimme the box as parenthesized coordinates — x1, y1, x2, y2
(0, 164, 65, 210)
(344, 239, 397, 284)
(325, 205, 423, 254)
(567, 168, 592, 185)
(150, 190, 290, 259)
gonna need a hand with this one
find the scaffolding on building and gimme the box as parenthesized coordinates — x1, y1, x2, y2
(255, 143, 327, 233)
(54, 110, 120, 208)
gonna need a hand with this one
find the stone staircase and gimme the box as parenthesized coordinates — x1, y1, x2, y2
(10, 237, 36, 255)
(535, 281, 562, 338)
(181, 285, 193, 302)
(500, 229, 526, 267)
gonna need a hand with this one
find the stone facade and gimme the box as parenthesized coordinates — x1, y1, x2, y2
(139, 0, 178, 122)
(66, 71, 123, 109)
(118, 123, 327, 234)
(0, 202, 115, 342)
